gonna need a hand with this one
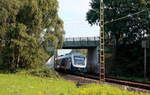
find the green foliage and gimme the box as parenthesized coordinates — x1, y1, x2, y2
(79, 84, 150, 95)
(0, 0, 64, 71)
(0, 74, 77, 95)
(86, 0, 150, 44)
(0, 74, 149, 95)
(87, 0, 150, 79)
(17, 67, 60, 79)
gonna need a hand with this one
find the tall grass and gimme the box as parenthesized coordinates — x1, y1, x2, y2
(79, 84, 150, 95)
(0, 74, 149, 95)
(16, 68, 60, 79)
(0, 74, 77, 95)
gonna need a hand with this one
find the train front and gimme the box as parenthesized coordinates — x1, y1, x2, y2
(72, 53, 87, 72)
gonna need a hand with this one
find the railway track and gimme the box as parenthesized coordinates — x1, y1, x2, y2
(59, 72, 150, 93)
(81, 74, 150, 90)
(106, 77, 150, 90)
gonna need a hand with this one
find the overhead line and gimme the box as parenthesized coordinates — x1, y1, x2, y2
(104, 10, 145, 24)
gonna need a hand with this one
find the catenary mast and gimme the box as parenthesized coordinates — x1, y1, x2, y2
(99, 0, 105, 82)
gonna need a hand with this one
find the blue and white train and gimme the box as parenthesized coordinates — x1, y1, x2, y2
(54, 52, 87, 72)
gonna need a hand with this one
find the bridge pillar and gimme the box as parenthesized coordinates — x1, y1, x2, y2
(87, 47, 99, 73)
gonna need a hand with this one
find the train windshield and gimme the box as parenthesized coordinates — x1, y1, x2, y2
(74, 56, 85, 65)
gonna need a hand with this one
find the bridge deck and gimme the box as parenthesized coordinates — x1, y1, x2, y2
(63, 37, 100, 49)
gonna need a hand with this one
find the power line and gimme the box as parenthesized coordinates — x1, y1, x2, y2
(91, 9, 146, 24)
(104, 10, 145, 24)
(105, 1, 150, 24)
(91, 1, 149, 24)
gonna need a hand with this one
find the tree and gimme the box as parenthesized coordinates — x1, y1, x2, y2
(86, 0, 150, 78)
(0, 0, 64, 71)
(87, 0, 150, 45)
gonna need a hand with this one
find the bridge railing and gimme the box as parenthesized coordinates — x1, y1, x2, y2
(64, 37, 100, 42)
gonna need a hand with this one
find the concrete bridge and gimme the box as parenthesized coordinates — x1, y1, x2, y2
(62, 37, 100, 73)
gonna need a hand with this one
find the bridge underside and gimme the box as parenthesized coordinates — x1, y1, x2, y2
(62, 46, 97, 49)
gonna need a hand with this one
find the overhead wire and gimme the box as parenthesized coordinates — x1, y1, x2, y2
(104, 1, 149, 24)
(104, 10, 145, 24)
(63, 1, 149, 31)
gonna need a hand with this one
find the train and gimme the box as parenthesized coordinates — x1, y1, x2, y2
(54, 52, 87, 72)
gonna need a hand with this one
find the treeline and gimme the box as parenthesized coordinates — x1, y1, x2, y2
(0, 0, 64, 72)
(106, 40, 150, 78)
(87, 0, 150, 78)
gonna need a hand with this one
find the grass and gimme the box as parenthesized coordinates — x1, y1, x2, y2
(16, 68, 60, 79)
(0, 74, 149, 95)
(0, 74, 77, 95)
(109, 75, 150, 83)
(79, 84, 150, 95)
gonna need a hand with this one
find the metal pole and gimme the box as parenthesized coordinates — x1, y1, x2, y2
(99, 0, 105, 82)
(144, 47, 147, 81)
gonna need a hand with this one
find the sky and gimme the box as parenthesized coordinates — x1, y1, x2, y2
(57, 0, 100, 55)
(58, 0, 99, 38)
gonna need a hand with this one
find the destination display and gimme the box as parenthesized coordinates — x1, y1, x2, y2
(74, 56, 85, 65)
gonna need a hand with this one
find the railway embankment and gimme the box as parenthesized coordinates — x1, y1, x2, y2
(59, 72, 150, 94)
(0, 69, 149, 95)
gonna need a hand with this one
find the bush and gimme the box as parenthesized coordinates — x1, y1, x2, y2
(17, 67, 60, 79)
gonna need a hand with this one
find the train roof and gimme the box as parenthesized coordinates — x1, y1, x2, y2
(56, 52, 85, 60)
